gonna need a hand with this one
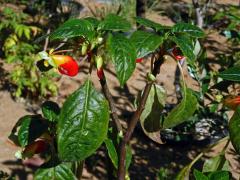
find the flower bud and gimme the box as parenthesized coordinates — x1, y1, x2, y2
(95, 55, 103, 70)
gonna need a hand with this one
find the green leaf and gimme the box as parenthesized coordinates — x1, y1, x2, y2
(140, 84, 166, 144)
(229, 106, 240, 154)
(105, 139, 118, 169)
(34, 163, 76, 180)
(135, 17, 170, 31)
(84, 17, 100, 28)
(172, 23, 205, 38)
(50, 19, 95, 41)
(8, 115, 48, 147)
(57, 79, 110, 161)
(193, 169, 208, 180)
(98, 14, 131, 31)
(41, 101, 60, 122)
(130, 31, 164, 58)
(171, 35, 195, 61)
(107, 33, 136, 86)
(202, 154, 229, 173)
(208, 171, 230, 180)
(163, 87, 198, 129)
(218, 66, 240, 82)
(126, 145, 132, 171)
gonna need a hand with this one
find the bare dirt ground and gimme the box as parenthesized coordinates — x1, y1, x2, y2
(0, 0, 240, 179)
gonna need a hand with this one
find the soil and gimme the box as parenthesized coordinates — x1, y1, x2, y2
(0, 0, 240, 180)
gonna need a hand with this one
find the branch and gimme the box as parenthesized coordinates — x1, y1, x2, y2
(43, 29, 50, 51)
(117, 51, 164, 180)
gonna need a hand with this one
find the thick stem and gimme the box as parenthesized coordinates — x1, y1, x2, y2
(117, 52, 164, 180)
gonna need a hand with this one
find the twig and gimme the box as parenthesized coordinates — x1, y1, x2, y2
(43, 29, 50, 51)
(54, 38, 68, 50)
(117, 50, 164, 180)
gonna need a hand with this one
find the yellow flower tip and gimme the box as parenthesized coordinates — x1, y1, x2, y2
(43, 60, 49, 67)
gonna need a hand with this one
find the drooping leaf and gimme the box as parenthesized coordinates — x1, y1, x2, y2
(218, 66, 240, 82)
(41, 101, 60, 122)
(130, 31, 164, 58)
(8, 115, 48, 147)
(135, 17, 170, 31)
(163, 87, 198, 129)
(171, 35, 195, 61)
(34, 163, 76, 180)
(98, 14, 131, 31)
(202, 154, 229, 173)
(105, 139, 118, 169)
(193, 169, 208, 180)
(107, 33, 136, 86)
(229, 106, 240, 154)
(172, 23, 205, 38)
(140, 84, 166, 144)
(57, 79, 109, 161)
(49, 19, 95, 41)
(208, 170, 230, 180)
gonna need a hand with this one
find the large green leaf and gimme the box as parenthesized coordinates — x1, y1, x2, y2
(202, 154, 229, 173)
(34, 163, 76, 180)
(9, 115, 48, 147)
(208, 171, 230, 180)
(135, 17, 170, 31)
(57, 79, 110, 161)
(41, 101, 60, 122)
(105, 139, 118, 169)
(229, 106, 240, 154)
(107, 33, 136, 86)
(193, 169, 208, 180)
(171, 35, 195, 61)
(98, 14, 131, 31)
(163, 87, 198, 129)
(172, 23, 205, 38)
(130, 31, 164, 58)
(140, 85, 166, 144)
(49, 19, 95, 41)
(218, 66, 240, 82)
(84, 17, 100, 28)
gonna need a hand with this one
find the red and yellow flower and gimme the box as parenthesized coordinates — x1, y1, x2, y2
(223, 96, 240, 110)
(38, 49, 79, 77)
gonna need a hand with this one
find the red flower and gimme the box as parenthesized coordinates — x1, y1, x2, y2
(97, 68, 104, 80)
(223, 96, 240, 110)
(136, 58, 143, 63)
(172, 46, 185, 61)
(51, 55, 79, 77)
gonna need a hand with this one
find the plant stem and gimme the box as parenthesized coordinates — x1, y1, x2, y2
(117, 51, 164, 180)
(186, 136, 229, 172)
(75, 161, 84, 180)
(100, 76, 122, 132)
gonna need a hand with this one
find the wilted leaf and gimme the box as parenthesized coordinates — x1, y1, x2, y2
(140, 85, 166, 144)
(163, 87, 198, 129)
